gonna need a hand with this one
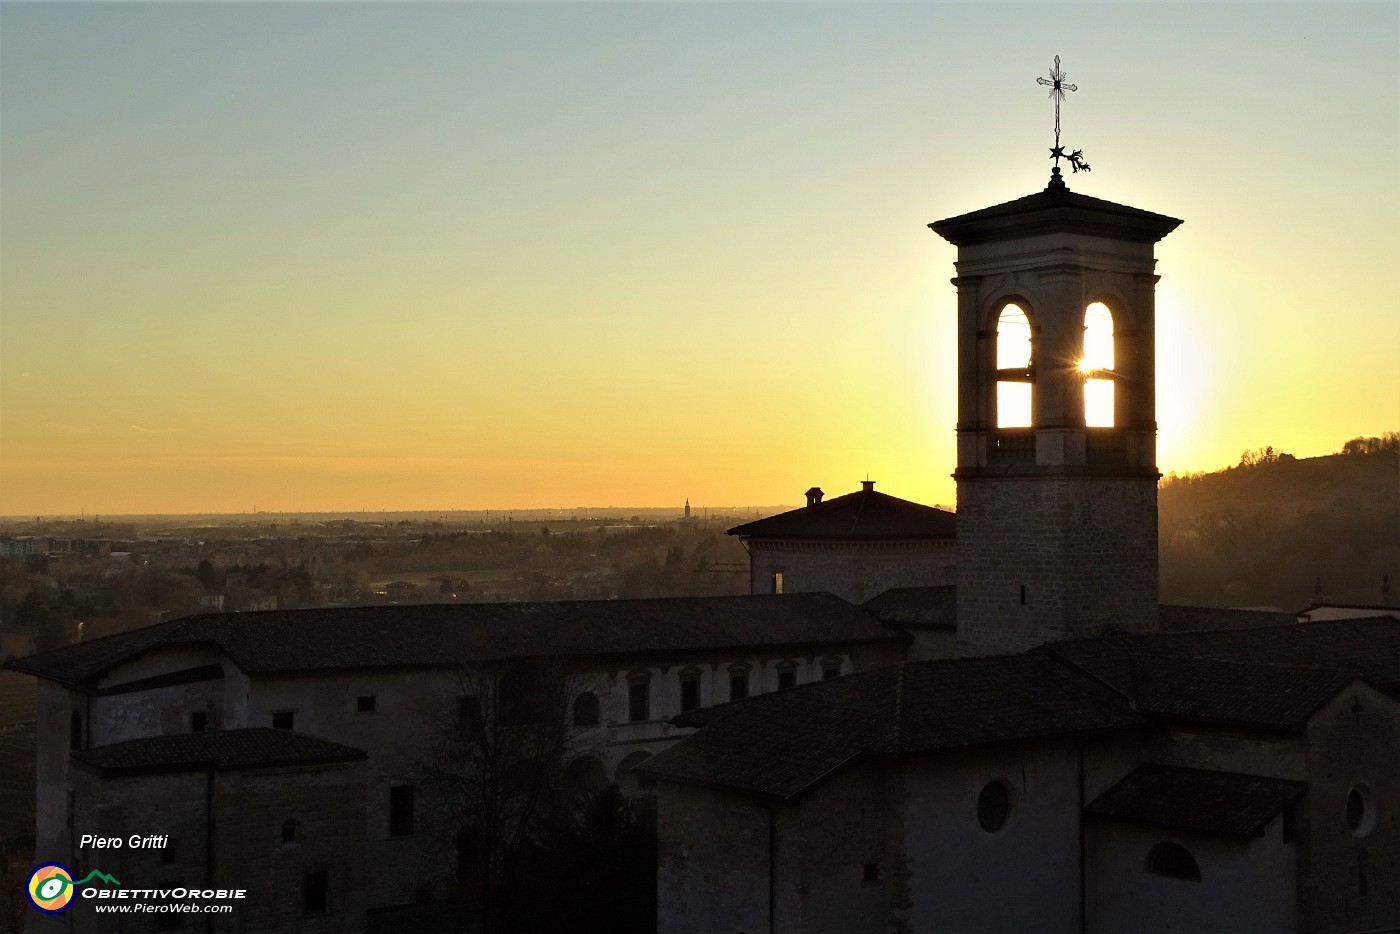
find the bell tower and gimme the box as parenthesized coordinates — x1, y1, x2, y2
(930, 163, 1181, 653)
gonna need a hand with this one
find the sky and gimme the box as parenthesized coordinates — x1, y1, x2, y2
(2, 2, 1397, 515)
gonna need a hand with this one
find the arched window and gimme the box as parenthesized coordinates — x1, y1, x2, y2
(996, 304, 1033, 428)
(572, 692, 601, 727)
(69, 711, 82, 751)
(1146, 842, 1201, 881)
(1081, 302, 1115, 427)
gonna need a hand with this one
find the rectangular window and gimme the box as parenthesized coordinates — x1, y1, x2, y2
(458, 695, 481, 730)
(772, 571, 783, 595)
(356, 695, 376, 713)
(680, 678, 700, 713)
(272, 711, 294, 730)
(304, 870, 330, 915)
(389, 785, 414, 837)
(191, 711, 208, 732)
(729, 673, 748, 702)
(778, 670, 796, 690)
(822, 661, 841, 681)
(863, 862, 880, 883)
(628, 681, 649, 723)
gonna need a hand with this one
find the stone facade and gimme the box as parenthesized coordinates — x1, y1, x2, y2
(956, 476, 1158, 653)
(746, 540, 955, 605)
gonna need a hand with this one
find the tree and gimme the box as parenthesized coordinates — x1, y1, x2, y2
(416, 664, 594, 933)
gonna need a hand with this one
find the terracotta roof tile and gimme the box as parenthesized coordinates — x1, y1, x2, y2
(72, 728, 366, 777)
(7, 594, 902, 686)
(727, 489, 955, 541)
(640, 655, 1144, 799)
(1086, 764, 1305, 838)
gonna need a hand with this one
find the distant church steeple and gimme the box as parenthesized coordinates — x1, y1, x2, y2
(929, 70, 1181, 652)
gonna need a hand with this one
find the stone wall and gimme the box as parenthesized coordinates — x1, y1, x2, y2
(57, 760, 366, 934)
(747, 540, 955, 604)
(1087, 819, 1297, 934)
(956, 476, 1158, 653)
(1298, 682, 1400, 934)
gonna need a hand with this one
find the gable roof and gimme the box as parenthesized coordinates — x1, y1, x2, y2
(71, 728, 366, 777)
(636, 654, 1144, 800)
(1158, 605, 1297, 633)
(1041, 616, 1400, 697)
(6, 593, 903, 687)
(1127, 655, 1356, 730)
(727, 487, 955, 541)
(1086, 764, 1306, 839)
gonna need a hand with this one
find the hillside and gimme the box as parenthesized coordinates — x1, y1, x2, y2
(1159, 438, 1399, 610)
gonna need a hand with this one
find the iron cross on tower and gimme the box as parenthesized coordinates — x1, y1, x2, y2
(1037, 55, 1090, 174)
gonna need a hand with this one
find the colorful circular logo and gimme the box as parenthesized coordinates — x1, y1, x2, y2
(27, 863, 76, 914)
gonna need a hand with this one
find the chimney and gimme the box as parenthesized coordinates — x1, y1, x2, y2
(805, 487, 824, 507)
(861, 480, 875, 492)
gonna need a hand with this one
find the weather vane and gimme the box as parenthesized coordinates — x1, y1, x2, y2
(1037, 55, 1090, 174)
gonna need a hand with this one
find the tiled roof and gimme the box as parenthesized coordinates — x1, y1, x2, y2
(6, 594, 902, 686)
(72, 728, 366, 777)
(863, 586, 956, 628)
(638, 655, 1144, 799)
(1128, 655, 1355, 730)
(727, 488, 955, 541)
(1042, 617, 1400, 698)
(1158, 605, 1297, 633)
(1086, 764, 1306, 839)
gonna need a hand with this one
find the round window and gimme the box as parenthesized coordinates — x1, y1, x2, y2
(977, 780, 1011, 832)
(1346, 785, 1375, 837)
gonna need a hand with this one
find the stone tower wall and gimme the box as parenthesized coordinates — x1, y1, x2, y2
(956, 475, 1158, 654)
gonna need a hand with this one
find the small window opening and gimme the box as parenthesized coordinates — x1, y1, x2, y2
(627, 678, 650, 723)
(304, 870, 329, 915)
(680, 677, 700, 713)
(282, 819, 299, 844)
(191, 711, 208, 732)
(772, 571, 784, 595)
(822, 660, 841, 681)
(778, 670, 796, 690)
(977, 780, 1011, 832)
(356, 695, 376, 713)
(1346, 785, 1375, 837)
(272, 711, 294, 731)
(729, 670, 749, 702)
(996, 304, 1033, 428)
(1019, 584, 1026, 606)
(1146, 842, 1201, 881)
(458, 695, 482, 731)
(69, 711, 82, 751)
(1081, 302, 1115, 427)
(389, 785, 414, 837)
(862, 862, 880, 883)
